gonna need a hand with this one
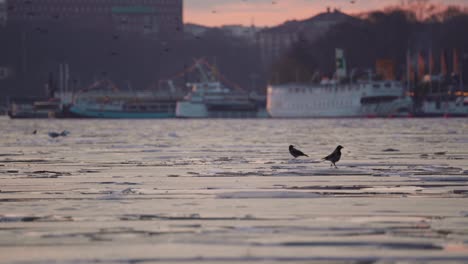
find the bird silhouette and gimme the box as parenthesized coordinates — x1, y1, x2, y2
(289, 145, 308, 158)
(48, 130, 69, 138)
(323, 145, 343, 168)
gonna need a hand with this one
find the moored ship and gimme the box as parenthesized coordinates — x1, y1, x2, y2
(418, 95, 468, 117)
(67, 80, 183, 118)
(407, 48, 467, 117)
(176, 59, 267, 118)
(412, 75, 468, 117)
(267, 49, 412, 118)
(267, 80, 412, 118)
(176, 81, 265, 118)
(8, 97, 62, 118)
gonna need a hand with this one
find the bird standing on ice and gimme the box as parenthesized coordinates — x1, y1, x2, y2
(48, 130, 70, 138)
(289, 145, 309, 158)
(323, 145, 343, 168)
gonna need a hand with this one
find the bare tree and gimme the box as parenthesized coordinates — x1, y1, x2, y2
(404, 0, 443, 20)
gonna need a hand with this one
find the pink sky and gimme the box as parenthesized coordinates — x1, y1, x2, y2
(184, 0, 468, 27)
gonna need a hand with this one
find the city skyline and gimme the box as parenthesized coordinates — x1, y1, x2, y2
(184, 0, 468, 27)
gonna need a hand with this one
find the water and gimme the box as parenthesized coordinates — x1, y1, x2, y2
(1, 116, 468, 263)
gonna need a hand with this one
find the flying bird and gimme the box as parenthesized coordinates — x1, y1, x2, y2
(323, 145, 343, 168)
(289, 145, 308, 158)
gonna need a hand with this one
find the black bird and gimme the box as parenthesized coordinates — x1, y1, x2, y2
(289, 145, 308, 158)
(323, 145, 344, 168)
(48, 132, 61, 138)
(48, 130, 69, 138)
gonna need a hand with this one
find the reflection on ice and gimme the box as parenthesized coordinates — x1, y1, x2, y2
(217, 191, 322, 199)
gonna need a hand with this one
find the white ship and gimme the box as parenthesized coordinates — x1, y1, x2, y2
(267, 80, 412, 118)
(267, 49, 412, 118)
(176, 60, 266, 118)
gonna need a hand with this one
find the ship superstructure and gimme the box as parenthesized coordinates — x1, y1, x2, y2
(176, 59, 266, 118)
(267, 49, 412, 118)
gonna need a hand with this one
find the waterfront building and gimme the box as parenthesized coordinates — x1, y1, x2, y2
(6, 0, 183, 37)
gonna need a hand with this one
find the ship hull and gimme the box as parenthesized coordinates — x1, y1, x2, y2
(415, 99, 468, 117)
(8, 111, 55, 119)
(176, 101, 263, 118)
(68, 106, 175, 119)
(267, 82, 412, 118)
(175, 101, 208, 118)
(68, 92, 178, 119)
(8, 98, 62, 119)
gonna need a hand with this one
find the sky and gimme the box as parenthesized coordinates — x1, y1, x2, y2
(184, 0, 468, 27)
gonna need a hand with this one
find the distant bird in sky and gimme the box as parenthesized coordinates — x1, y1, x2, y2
(289, 145, 308, 158)
(323, 145, 343, 168)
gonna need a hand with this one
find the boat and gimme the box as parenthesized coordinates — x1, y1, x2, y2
(412, 75, 468, 117)
(267, 49, 412, 118)
(267, 80, 412, 118)
(68, 91, 180, 118)
(176, 81, 266, 118)
(67, 80, 183, 118)
(176, 59, 267, 118)
(405, 48, 468, 117)
(418, 95, 468, 117)
(7, 97, 62, 118)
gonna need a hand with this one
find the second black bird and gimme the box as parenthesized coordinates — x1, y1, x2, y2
(323, 145, 344, 168)
(289, 145, 308, 158)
